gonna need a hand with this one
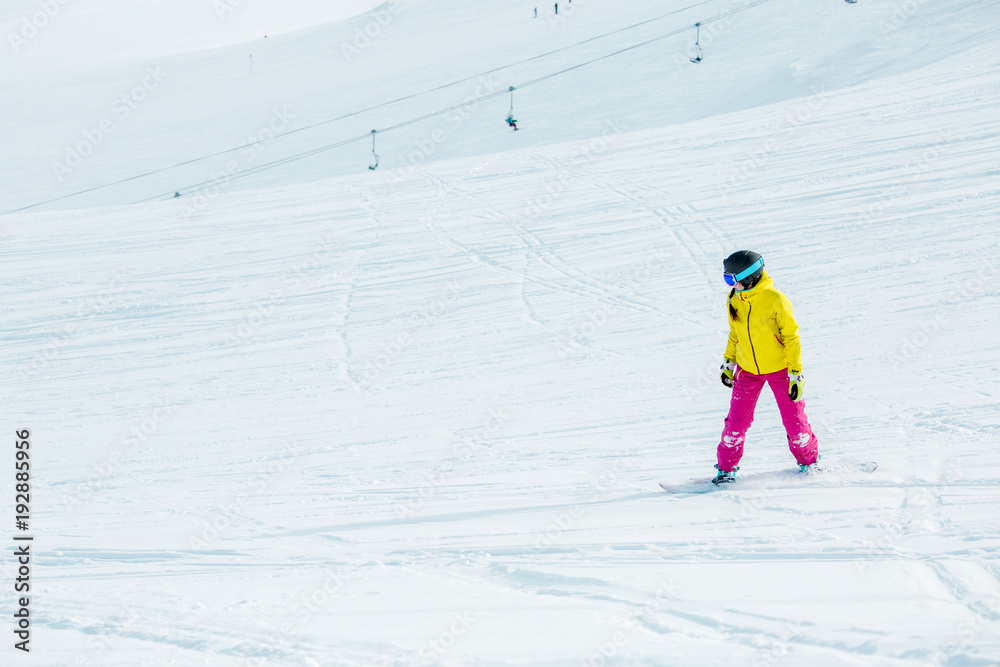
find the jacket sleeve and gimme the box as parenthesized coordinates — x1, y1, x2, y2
(775, 293, 802, 372)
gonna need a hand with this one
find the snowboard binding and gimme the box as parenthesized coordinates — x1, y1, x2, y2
(798, 454, 822, 474)
(712, 464, 738, 485)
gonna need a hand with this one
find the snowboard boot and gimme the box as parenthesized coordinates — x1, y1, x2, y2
(712, 464, 738, 485)
(799, 454, 822, 473)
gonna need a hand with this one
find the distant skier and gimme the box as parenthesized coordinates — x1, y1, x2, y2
(714, 251, 819, 484)
(554, 2, 558, 14)
(534, 7, 538, 18)
(506, 113, 518, 131)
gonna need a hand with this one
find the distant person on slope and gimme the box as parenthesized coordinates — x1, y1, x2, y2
(714, 251, 819, 484)
(506, 113, 518, 131)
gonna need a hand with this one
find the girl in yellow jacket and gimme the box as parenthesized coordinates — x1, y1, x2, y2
(714, 251, 819, 484)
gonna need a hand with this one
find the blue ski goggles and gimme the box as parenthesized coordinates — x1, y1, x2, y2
(723, 258, 764, 286)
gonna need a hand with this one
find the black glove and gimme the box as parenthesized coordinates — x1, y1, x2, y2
(720, 359, 736, 388)
(788, 370, 805, 402)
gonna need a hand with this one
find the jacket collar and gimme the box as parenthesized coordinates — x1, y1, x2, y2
(735, 270, 773, 298)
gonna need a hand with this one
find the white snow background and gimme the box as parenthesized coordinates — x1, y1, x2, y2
(1, 0, 999, 664)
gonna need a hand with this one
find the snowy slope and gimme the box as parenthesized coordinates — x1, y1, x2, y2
(2, 0, 997, 212)
(0, 0, 388, 63)
(3, 0, 1000, 665)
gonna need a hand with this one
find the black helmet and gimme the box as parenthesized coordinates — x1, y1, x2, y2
(723, 250, 764, 287)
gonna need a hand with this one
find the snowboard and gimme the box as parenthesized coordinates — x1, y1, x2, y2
(659, 461, 877, 494)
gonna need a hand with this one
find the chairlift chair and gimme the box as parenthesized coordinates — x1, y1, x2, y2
(368, 129, 379, 170)
(506, 86, 518, 130)
(690, 22, 703, 63)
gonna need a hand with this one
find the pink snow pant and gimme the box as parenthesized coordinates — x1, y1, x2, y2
(717, 366, 819, 472)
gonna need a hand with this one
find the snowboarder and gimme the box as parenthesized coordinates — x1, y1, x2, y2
(714, 251, 819, 484)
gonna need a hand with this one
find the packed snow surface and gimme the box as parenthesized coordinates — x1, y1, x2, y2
(2, 0, 999, 665)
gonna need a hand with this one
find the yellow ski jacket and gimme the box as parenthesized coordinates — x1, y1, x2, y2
(724, 271, 802, 375)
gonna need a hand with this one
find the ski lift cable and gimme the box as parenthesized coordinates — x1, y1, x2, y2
(134, 0, 773, 203)
(129, 0, 774, 206)
(136, 85, 521, 202)
(3, 0, 730, 216)
(513, 0, 771, 91)
(133, 88, 514, 203)
(133, 133, 375, 203)
(217, 0, 722, 142)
